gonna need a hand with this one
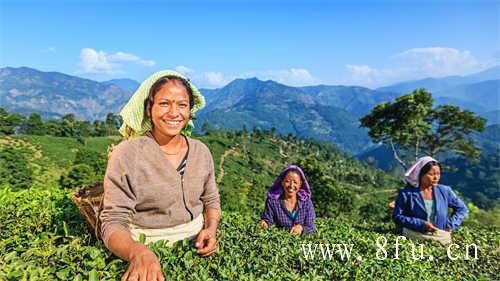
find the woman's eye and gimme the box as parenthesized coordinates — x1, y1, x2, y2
(159, 102, 168, 106)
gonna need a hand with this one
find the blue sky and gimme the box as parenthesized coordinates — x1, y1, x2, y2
(1, 0, 498, 88)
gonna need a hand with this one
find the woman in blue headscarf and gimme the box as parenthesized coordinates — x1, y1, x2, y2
(258, 165, 316, 235)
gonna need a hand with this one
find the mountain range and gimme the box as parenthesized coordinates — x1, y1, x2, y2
(0, 67, 131, 120)
(1, 66, 498, 154)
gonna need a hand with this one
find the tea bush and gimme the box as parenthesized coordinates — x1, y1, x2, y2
(1, 188, 498, 280)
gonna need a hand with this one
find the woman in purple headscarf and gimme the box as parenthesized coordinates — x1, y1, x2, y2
(258, 165, 316, 235)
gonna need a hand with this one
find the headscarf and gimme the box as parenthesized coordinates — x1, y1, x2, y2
(267, 165, 312, 201)
(404, 156, 439, 188)
(118, 70, 205, 139)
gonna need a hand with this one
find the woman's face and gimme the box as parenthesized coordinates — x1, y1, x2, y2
(420, 165, 441, 188)
(150, 81, 190, 138)
(282, 171, 302, 198)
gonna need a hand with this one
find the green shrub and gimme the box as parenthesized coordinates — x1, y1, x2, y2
(0, 146, 33, 190)
(1, 188, 498, 281)
(60, 164, 96, 189)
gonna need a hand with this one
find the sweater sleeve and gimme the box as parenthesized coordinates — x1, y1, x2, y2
(200, 148, 221, 210)
(99, 145, 137, 247)
(261, 197, 275, 227)
(303, 198, 316, 234)
(392, 189, 427, 233)
(445, 187, 469, 231)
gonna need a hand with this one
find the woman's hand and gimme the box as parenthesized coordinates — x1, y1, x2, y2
(290, 224, 304, 235)
(258, 220, 269, 229)
(122, 245, 163, 281)
(424, 221, 438, 232)
(195, 229, 217, 257)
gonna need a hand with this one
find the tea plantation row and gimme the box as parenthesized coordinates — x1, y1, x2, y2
(1, 187, 498, 280)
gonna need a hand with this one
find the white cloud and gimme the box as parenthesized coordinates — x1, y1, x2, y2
(78, 48, 155, 74)
(202, 72, 229, 87)
(392, 47, 482, 77)
(79, 48, 117, 74)
(41, 47, 56, 54)
(175, 65, 194, 76)
(345, 47, 494, 87)
(248, 68, 320, 86)
(168, 67, 320, 88)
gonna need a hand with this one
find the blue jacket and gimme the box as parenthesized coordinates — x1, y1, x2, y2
(392, 184, 469, 233)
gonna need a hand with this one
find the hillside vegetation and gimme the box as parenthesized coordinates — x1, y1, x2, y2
(0, 132, 499, 280)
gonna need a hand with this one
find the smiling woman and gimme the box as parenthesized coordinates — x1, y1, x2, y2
(99, 70, 220, 281)
(258, 165, 317, 235)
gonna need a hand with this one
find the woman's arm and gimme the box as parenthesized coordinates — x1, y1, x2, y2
(445, 187, 469, 231)
(303, 198, 317, 234)
(392, 190, 427, 233)
(101, 144, 163, 280)
(197, 149, 221, 257)
(260, 197, 275, 227)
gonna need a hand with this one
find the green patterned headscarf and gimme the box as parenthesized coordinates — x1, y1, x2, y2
(119, 70, 205, 139)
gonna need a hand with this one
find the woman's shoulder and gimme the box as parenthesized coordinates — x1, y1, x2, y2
(265, 196, 281, 205)
(186, 137, 212, 154)
(111, 136, 151, 159)
(398, 186, 419, 195)
(435, 184, 454, 195)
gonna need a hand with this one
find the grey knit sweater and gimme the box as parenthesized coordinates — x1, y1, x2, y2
(99, 134, 220, 246)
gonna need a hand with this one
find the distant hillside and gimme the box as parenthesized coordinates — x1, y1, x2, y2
(481, 110, 500, 125)
(2, 66, 498, 155)
(377, 65, 500, 94)
(434, 80, 500, 112)
(101, 78, 140, 93)
(197, 78, 390, 154)
(0, 67, 132, 120)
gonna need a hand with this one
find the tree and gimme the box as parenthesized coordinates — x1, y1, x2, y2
(360, 89, 485, 169)
(92, 120, 105, 136)
(23, 113, 45, 135)
(103, 113, 120, 136)
(44, 120, 61, 136)
(0, 108, 25, 135)
(59, 114, 76, 137)
(422, 105, 485, 158)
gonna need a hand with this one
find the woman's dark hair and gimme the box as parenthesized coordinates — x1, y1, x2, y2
(144, 76, 194, 118)
(418, 161, 442, 182)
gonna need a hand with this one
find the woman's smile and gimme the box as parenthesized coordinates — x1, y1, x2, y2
(162, 119, 183, 127)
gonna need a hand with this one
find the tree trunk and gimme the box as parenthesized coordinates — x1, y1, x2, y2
(415, 135, 419, 161)
(390, 140, 407, 170)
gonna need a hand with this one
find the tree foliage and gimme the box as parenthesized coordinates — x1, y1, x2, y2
(360, 89, 486, 169)
(60, 164, 95, 189)
(0, 107, 121, 137)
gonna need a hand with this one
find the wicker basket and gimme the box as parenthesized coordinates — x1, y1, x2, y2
(70, 126, 133, 238)
(71, 181, 104, 238)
